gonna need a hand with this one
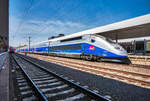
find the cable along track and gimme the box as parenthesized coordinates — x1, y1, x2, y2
(12, 54, 110, 101)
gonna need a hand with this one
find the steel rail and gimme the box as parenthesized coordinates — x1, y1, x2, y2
(38, 56, 150, 78)
(26, 53, 150, 87)
(44, 58, 150, 86)
(15, 53, 110, 101)
(12, 54, 48, 101)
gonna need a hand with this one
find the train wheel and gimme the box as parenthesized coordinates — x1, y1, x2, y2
(82, 55, 86, 60)
(80, 55, 83, 59)
(97, 57, 102, 62)
(93, 56, 97, 61)
(85, 55, 92, 61)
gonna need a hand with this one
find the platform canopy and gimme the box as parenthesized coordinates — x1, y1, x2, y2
(94, 14, 150, 40)
(81, 14, 150, 40)
(48, 14, 150, 42)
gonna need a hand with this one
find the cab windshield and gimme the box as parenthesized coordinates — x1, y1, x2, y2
(95, 35, 116, 44)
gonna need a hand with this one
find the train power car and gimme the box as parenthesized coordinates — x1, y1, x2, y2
(17, 34, 131, 64)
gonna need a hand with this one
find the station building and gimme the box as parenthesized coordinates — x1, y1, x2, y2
(0, 0, 9, 53)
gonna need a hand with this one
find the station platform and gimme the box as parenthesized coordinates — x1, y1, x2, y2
(128, 55, 150, 66)
(0, 52, 9, 101)
(129, 54, 150, 59)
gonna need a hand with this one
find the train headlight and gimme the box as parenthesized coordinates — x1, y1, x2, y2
(114, 46, 124, 51)
(115, 46, 121, 50)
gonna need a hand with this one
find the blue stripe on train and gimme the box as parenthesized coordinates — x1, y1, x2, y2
(20, 43, 126, 58)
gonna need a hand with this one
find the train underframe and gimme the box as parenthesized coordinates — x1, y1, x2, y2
(23, 52, 131, 64)
(81, 54, 131, 64)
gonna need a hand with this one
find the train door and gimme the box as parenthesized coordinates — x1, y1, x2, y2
(83, 43, 89, 55)
(83, 38, 95, 55)
(82, 35, 90, 55)
(48, 42, 50, 53)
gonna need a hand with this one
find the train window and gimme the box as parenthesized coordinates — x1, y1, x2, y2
(60, 36, 82, 42)
(91, 39, 95, 43)
(106, 38, 115, 44)
(96, 35, 115, 44)
(50, 44, 81, 51)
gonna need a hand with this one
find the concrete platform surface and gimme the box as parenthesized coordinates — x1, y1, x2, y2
(0, 52, 9, 101)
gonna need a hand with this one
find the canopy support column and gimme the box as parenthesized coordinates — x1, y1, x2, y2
(133, 40, 136, 54)
(115, 33, 118, 43)
(144, 39, 146, 55)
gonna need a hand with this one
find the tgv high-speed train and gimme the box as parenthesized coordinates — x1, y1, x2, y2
(17, 34, 131, 64)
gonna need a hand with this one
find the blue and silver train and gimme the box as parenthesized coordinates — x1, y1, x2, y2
(17, 34, 131, 64)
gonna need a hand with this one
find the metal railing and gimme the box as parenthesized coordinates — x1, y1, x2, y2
(0, 52, 8, 71)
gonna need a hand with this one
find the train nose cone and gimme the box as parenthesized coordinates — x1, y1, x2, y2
(122, 57, 131, 64)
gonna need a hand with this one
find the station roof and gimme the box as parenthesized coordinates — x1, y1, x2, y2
(48, 14, 150, 42)
(95, 14, 150, 40)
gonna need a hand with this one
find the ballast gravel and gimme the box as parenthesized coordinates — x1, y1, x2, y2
(20, 54, 150, 101)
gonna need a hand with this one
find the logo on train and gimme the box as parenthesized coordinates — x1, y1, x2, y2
(89, 46, 95, 50)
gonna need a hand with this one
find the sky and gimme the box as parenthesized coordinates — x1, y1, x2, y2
(9, 0, 150, 47)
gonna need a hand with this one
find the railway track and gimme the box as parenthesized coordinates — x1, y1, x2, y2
(24, 53, 150, 89)
(42, 58, 150, 87)
(10, 56, 40, 101)
(12, 54, 110, 101)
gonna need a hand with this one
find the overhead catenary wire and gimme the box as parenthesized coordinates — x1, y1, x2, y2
(16, 1, 110, 46)
(15, 0, 42, 35)
(15, 0, 34, 35)
(37, 0, 108, 36)
(14, 0, 44, 47)
(38, 0, 86, 34)
(37, 0, 67, 33)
